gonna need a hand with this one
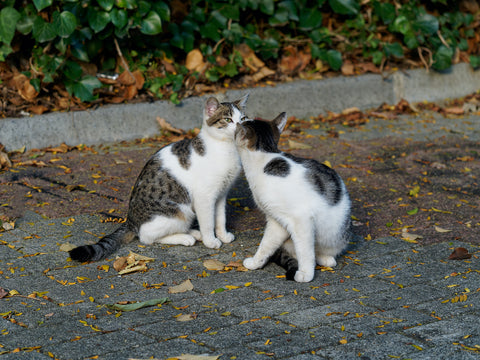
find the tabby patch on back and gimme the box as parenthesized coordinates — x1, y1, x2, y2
(235, 113, 352, 282)
(69, 94, 249, 262)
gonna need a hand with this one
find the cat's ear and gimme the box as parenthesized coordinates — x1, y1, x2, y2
(272, 112, 287, 134)
(205, 97, 220, 118)
(233, 93, 249, 110)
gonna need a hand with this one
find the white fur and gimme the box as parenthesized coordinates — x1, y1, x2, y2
(239, 146, 350, 282)
(138, 97, 247, 249)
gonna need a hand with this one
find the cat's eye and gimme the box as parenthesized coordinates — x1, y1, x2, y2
(223, 118, 233, 123)
(241, 116, 247, 122)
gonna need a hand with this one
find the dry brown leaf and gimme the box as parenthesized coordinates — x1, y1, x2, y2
(123, 84, 138, 100)
(203, 259, 226, 271)
(443, 106, 464, 115)
(449, 247, 472, 260)
(186, 49, 207, 73)
(288, 140, 312, 150)
(251, 66, 275, 82)
(236, 44, 265, 72)
(113, 251, 154, 274)
(2, 221, 15, 231)
(28, 105, 49, 115)
(117, 70, 136, 86)
(0, 150, 12, 169)
(45, 143, 70, 153)
(279, 46, 311, 75)
(157, 116, 184, 135)
(12, 73, 38, 102)
(168, 279, 194, 294)
(17, 160, 48, 167)
(0, 287, 8, 299)
(176, 313, 197, 322)
(434, 225, 452, 233)
(176, 355, 220, 360)
(341, 62, 355, 76)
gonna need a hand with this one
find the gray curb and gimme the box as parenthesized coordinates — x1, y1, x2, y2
(1, 63, 479, 151)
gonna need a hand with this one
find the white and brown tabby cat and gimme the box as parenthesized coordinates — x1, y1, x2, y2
(70, 94, 249, 262)
(235, 113, 352, 282)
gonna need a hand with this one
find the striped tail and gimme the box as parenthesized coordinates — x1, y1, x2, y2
(69, 223, 136, 262)
(271, 247, 298, 281)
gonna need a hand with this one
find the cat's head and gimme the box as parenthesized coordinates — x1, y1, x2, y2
(202, 94, 249, 140)
(234, 112, 287, 153)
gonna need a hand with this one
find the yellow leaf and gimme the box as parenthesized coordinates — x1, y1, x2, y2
(434, 226, 452, 233)
(339, 339, 348, 344)
(323, 160, 332, 168)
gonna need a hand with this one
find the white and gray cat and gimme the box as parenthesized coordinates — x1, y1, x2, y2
(235, 113, 352, 282)
(70, 94, 248, 262)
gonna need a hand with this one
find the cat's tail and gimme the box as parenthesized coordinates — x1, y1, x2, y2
(271, 247, 298, 281)
(69, 223, 136, 262)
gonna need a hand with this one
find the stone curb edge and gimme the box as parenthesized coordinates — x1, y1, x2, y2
(1, 63, 479, 151)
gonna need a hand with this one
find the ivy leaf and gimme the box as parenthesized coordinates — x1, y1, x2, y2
(111, 8, 128, 29)
(33, 0, 53, 12)
(106, 298, 169, 312)
(97, 0, 115, 11)
(470, 55, 480, 69)
(53, 11, 77, 38)
(329, 0, 360, 16)
(432, 45, 453, 70)
(66, 75, 102, 102)
(32, 16, 56, 42)
(415, 13, 439, 35)
(298, 9, 322, 31)
(0, 7, 21, 45)
(140, 11, 162, 35)
(327, 49, 342, 71)
(383, 42, 404, 58)
(88, 8, 111, 33)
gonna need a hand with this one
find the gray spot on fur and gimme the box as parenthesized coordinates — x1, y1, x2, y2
(171, 137, 206, 169)
(264, 157, 290, 177)
(284, 153, 343, 205)
(127, 156, 190, 230)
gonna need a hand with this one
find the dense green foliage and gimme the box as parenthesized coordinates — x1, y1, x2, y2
(0, 0, 478, 104)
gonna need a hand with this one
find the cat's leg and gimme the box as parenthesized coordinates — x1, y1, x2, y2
(138, 213, 195, 247)
(244, 217, 289, 270)
(194, 196, 222, 249)
(315, 247, 338, 268)
(289, 220, 316, 282)
(214, 194, 235, 243)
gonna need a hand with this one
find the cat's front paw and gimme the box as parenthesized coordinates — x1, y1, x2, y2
(202, 237, 222, 249)
(243, 257, 260, 270)
(294, 270, 314, 283)
(218, 231, 235, 244)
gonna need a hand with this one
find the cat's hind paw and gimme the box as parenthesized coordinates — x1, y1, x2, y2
(189, 229, 202, 241)
(202, 237, 222, 249)
(294, 270, 314, 283)
(218, 231, 235, 244)
(316, 256, 337, 268)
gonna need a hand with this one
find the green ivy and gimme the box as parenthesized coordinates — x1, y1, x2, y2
(0, 0, 477, 104)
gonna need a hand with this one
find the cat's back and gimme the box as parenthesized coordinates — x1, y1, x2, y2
(260, 152, 348, 206)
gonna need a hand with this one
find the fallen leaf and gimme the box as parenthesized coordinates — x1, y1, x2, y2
(449, 247, 472, 260)
(288, 140, 312, 150)
(203, 259, 226, 271)
(434, 226, 452, 233)
(176, 313, 197, 322)
(0, 150, 12, 169)
(443, 106, 464, 115)
(2, 221, 15, 231)
(157, 116, 184, 135)
(105, 297, 169, 312)
(28, 105, 49, 115)
(113, 251, 155, 274)
(186, 49, 207, 73)
(176, 355, 221, 360)
(251, 66, 275, 82)
(45, 143, 70, 153)
(279, 45, 311, 75)
(0, 287, 8, 299)
(341, 61, 355, 76)
(168, 279, 194, 294)
(401, 228, 422, 243)
(236, 44, 265, 72)
(59, 243, 76, 252)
